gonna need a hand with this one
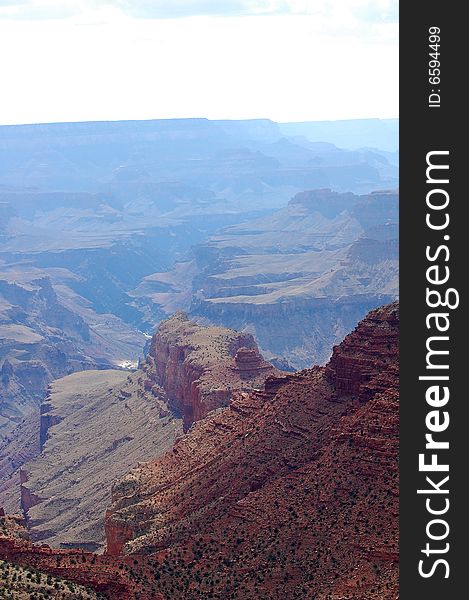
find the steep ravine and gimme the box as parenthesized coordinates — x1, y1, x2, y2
(0, 303, 399, 599)
(12, 313, 280, 550)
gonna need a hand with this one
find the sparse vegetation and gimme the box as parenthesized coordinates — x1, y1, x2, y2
(0, 560, 104, 599)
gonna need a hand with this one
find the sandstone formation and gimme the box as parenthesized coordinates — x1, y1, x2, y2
(8, 316, 278, 551)
(146, 312, 281, 431)
(0, 303, 399, 599)
(103, 302, 399, 598)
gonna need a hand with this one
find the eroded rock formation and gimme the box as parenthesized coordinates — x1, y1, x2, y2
(103, 302, 399, 598)
(146, 312, 281, 431)
(0, 304, 399, 599)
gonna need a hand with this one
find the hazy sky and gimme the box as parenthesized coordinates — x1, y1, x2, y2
(0, 0, 398, 125)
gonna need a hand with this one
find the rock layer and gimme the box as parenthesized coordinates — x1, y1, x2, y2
(104, 302, 399, 599)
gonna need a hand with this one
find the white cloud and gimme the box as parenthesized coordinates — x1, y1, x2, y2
(0, 2, 398, 125)
(0, 0, 398, 21)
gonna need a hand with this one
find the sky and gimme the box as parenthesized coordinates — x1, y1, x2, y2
(0, 0, 398, 125)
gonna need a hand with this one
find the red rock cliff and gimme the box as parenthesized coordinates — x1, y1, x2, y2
(325, 300, 399, 401)
(145, 312, 280, 432)
(104, 303, 399, 599)
(1, 303, 399, 599)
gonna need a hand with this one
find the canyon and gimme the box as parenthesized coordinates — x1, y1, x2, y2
(0, 117, 399, 598)
(1, 118, 398, 447)
(2, 314, 278, 551)
(1, 302, 399, 599)
(145, 187, 398, 369)
(104, 302, 399, 599)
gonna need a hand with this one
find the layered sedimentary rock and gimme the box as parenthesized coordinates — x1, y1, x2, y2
(0, 531, 160, 600)
(103, 303, 399, 599)
(17, 369, 182, 551)
(191, 189, 398, 369)
(325, 301, 399, 401)
(10, 316, 278, 551)
(146, 312, 280, 431)
(0, 303, 399, 599)
(145, 188, 398, 369)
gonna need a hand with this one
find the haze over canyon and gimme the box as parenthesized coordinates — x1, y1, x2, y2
(0, 117, 398, 599)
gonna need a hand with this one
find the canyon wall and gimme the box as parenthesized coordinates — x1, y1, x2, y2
(145, 312, 281, 431)
(104, 302, 399, 599)
(0, 303, 399, 599)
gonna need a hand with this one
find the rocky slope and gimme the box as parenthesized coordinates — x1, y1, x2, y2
(0, 303, 398, 599)
(143, 188, 398, 368)
(279, 118, 399, 152)
(13, 369, 182, 552)
(6, 316, 278, 551)
(104, 302, 399, 598)
(0, 513, 102, 598)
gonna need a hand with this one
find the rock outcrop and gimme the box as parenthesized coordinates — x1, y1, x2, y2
(0, 303, 399, 599)
(325, 300, 399, 401)
(146, 312, 281, 431)
(103, 303, 399, 599)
